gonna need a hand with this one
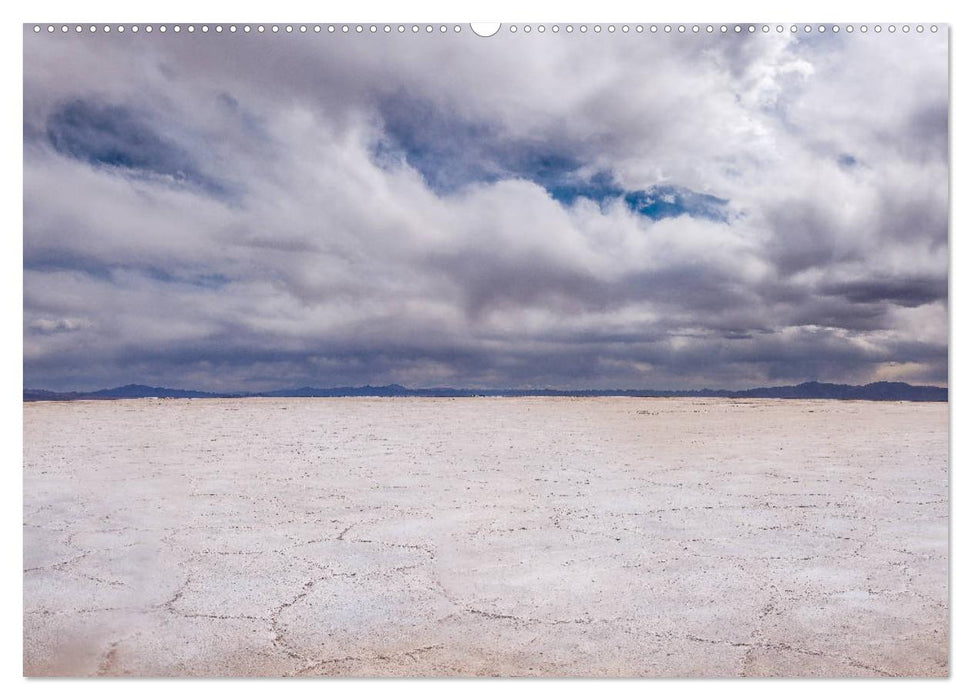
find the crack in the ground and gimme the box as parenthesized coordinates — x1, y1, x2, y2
(24, 552, 89, 574)
(156, 575, 191, 614)
(291, 643, 445, 676)
(347, 538, 436, 559)
(465, 607, 627, 627)
(685, 634, 897, 677)
(267, 573, 336, 664)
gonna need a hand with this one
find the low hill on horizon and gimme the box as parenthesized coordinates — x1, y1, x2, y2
(23, 380, 947, 402)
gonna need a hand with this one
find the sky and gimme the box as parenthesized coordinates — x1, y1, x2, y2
(22, 25, 949, 391)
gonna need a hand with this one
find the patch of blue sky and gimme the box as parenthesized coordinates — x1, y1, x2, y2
(376, 96, 730, 222)
(837, 153, 858, 168)
(24, 252, 231, 289)
(46, 98, 227, 197)
(624, 185, 731, 222)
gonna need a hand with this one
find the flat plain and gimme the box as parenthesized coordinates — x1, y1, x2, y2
(23, 397, 948, 677)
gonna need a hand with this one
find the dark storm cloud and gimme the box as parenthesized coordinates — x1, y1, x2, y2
(884, 100, 949, 164)
(819, 276, 947, 308)
(763, 199, 851, 275)
(425, 250, 609, 318)
(618, 266, 753, 314)
(22, 28, 949, 391)
(784, 299, 890, 332)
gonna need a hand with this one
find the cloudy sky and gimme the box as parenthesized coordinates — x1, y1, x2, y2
(23, 26, 948, 391)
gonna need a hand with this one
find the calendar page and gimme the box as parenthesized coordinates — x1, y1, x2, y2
(22, 21, 949, 678)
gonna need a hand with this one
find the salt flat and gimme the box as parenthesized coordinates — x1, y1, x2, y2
(23, 397, 948, 677)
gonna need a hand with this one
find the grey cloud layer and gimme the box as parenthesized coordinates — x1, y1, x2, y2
(23, 28, 948, 391)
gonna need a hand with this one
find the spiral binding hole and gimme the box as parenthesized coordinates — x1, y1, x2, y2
(30, 22, 945, 37)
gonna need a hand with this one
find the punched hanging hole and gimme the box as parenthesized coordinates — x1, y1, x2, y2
(470, 23, 501, 37)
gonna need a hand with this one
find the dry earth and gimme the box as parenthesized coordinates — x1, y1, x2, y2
(23, 397, 948, 677)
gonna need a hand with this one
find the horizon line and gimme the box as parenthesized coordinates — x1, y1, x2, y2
(23, 379, 949, 402)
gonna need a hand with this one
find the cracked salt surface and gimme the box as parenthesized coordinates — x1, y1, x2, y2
(23, 397, 947, 677)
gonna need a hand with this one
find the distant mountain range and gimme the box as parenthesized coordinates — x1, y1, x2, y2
(23, 381, 947, 402)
